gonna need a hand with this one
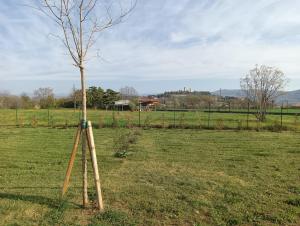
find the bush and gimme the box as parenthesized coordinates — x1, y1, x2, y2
(98, 115, 104, 128)
(265, 120, 282, 132)
(113, 129, 141, 158)
(179, 113, 185, 128)
(31, 116, 38, 128)
(125, 113, 133, 128)
(112, 111, 118, 128)
(144, 115, 151, 128)
(236, 120, 243, 130)
(215, 118, 224, 130)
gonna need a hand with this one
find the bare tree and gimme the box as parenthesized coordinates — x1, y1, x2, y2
(119, 86, 138, 100)
(34, 87, 55, 109)
(240, 65, 287, 121)
(36, 0, 136, 210)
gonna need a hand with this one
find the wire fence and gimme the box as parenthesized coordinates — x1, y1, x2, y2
(1, 106, 300, 131)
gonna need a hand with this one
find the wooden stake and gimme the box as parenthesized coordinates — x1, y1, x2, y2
(86, 121, 104, 211)
(62, 124, 81, 196)
(82, 128, 89, 207)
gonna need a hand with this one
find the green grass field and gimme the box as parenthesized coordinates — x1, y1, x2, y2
(1, 127, 300, 225)
(1, 108, 300, 131)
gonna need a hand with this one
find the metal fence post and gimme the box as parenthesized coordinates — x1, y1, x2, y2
(247, 102, 250, 129)
(16, 108, 18, 126)
(208, 103, 211, 128)
(139, 102, 141, 127)
(173, 100, 176, 128)
(281, 103, 283, 129)
(48, 108, 50, 127)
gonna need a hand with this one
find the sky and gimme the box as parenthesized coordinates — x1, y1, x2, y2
(1, 0, 300, 95)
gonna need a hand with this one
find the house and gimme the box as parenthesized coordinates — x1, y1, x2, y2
(114, 100, 131, 111)
(139, 97, 160, 111)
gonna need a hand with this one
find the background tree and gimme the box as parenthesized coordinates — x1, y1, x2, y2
(38, 0, 136, 208)
(20, 93, 33, 109)
(70, 88, 82, 108)
(33, 87, 55, 109)
(86, 86, 104, 109)
(103, 89, 120, 108)
(240, 65, 287, 121)
(0, 92, 20, 109)
(119, 86, 138, 100)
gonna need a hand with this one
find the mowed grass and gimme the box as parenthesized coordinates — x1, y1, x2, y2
(1, 108, 300, 131)
(0, 127, 300, 225)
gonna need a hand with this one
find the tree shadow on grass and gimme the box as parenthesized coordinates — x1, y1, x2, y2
(0, 192, 83, 225)
(0, 186, 81, 190)
(0, 192, 80, 209)
(0, 192, 63, 208)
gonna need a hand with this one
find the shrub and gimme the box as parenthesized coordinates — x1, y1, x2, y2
(113, 131, 130, 158)
(236, 120, 243, 130)
(125, 113, 133, 128)
(144, 115, 151, 129)
(113, 129, 141, 158)
(31, 116, 38, 128)
(215, 118, 224, 130)
(18, 116, 24, 127)
(112, 111, 118, 128)
(50, 115, 54, 128)
(267, 120, 282, 132)
(197, 113, 202, 129)
(179, 112, 185, 128)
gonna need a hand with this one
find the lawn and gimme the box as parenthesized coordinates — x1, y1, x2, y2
(1, 127, 300, 225)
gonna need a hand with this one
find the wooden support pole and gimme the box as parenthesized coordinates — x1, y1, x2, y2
(62, 124, 81, 196)
(86, 121, 104, 211)
(82, 128, 89, 207)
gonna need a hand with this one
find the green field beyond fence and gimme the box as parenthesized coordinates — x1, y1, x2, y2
(1, 108, 300, 131)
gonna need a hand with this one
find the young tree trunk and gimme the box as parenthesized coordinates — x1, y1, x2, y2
(80, 65, 89, 207)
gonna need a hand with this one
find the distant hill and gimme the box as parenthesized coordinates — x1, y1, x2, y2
(213, 89, 245, 98)
(276, 90, 300, 104)
(213, 89, 300, 105)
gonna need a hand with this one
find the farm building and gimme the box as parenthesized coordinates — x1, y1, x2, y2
(139, 97, 160, 110)
(114, 100, 131, 111)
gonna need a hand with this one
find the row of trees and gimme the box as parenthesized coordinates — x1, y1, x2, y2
(0, 88, 55, 109)
(0, 86, 121, 109)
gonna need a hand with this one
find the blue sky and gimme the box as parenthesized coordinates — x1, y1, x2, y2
(1, 0, 300, 95)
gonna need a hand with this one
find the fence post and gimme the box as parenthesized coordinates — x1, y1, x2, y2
(247, 102, 250, 129)
(139, 102, 141, 127)
(208, 103, 211, 128)
(16, 108, 18, 126)
(173, 100, 176, 128)
(48, 108, 50, 127)
(281, 103, 283, 130)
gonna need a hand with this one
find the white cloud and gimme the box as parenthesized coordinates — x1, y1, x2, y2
(1, 0, 300, 91)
